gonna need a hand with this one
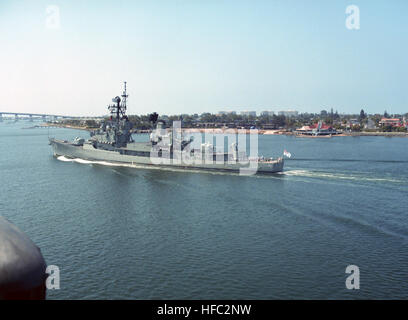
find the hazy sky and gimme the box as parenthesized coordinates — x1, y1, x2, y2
(0, 0, 407, 116)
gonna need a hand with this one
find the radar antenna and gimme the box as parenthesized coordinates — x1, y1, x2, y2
(107, 81, 128, 122)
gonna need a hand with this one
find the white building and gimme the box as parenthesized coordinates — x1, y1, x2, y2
(218, 111, 237, 115)
(277, 110, 298, 117)
(241, 111, 257, 117)
(260, 111, 275, 117)
(364, 118, 377, 130)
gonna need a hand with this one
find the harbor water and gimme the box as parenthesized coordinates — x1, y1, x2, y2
(0, 122, 407, 299)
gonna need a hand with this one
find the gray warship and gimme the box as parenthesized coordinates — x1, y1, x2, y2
(49, 83, 284, 174)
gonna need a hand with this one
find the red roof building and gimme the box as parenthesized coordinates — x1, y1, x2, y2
(296, 121, 338, 135)
(308, 123, 333, 130)
(379, 118, 402, 127)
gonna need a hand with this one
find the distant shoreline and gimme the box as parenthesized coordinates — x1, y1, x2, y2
(27, 123, 93, 131)
(182, 128, 408, 137)
(36, 123, 408, 137)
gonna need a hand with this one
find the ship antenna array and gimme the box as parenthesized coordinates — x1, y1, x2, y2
(122, 81, 128, 112)
(108, 81, 128, 121)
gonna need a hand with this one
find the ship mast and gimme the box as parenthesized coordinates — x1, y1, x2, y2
(122, 81, 128, 112)
(108, 81, 128, 122)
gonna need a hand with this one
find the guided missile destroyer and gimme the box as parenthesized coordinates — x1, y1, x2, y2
(49, 83, 284, 174)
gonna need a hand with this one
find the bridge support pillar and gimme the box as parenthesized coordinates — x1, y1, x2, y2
(29, 115, 33, 122)
(14, 114, 18, 121)
(42, 115, 46, 122)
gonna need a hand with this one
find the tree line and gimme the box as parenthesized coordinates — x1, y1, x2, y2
(59, 109, 408, 132)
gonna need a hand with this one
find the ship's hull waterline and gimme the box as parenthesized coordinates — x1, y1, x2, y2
(50, 139, 284, 174)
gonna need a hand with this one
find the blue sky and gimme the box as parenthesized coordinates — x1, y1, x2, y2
(0, 0, 407, 116)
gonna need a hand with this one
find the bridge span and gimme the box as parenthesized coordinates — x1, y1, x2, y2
(0, 112, 98, 122)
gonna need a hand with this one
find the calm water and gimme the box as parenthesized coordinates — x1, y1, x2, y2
(1, 122, 408, 299)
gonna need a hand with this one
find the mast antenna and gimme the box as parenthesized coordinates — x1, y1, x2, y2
(122, 81, 128, 112)
(108, 82, 128, 121)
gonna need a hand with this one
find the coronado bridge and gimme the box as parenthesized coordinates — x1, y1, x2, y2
(0, 112, 103, 122)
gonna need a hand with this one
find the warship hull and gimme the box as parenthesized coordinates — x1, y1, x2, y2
(49, 139, 284, 174)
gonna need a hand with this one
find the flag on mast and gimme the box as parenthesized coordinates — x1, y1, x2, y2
(283, 149, 292, 158)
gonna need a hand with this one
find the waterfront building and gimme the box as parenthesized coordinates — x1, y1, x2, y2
(364, 118, 377, 130)
(379, 118, 402, 127)
(347, 119, 360, 128)
(296, 121, 338, 136)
